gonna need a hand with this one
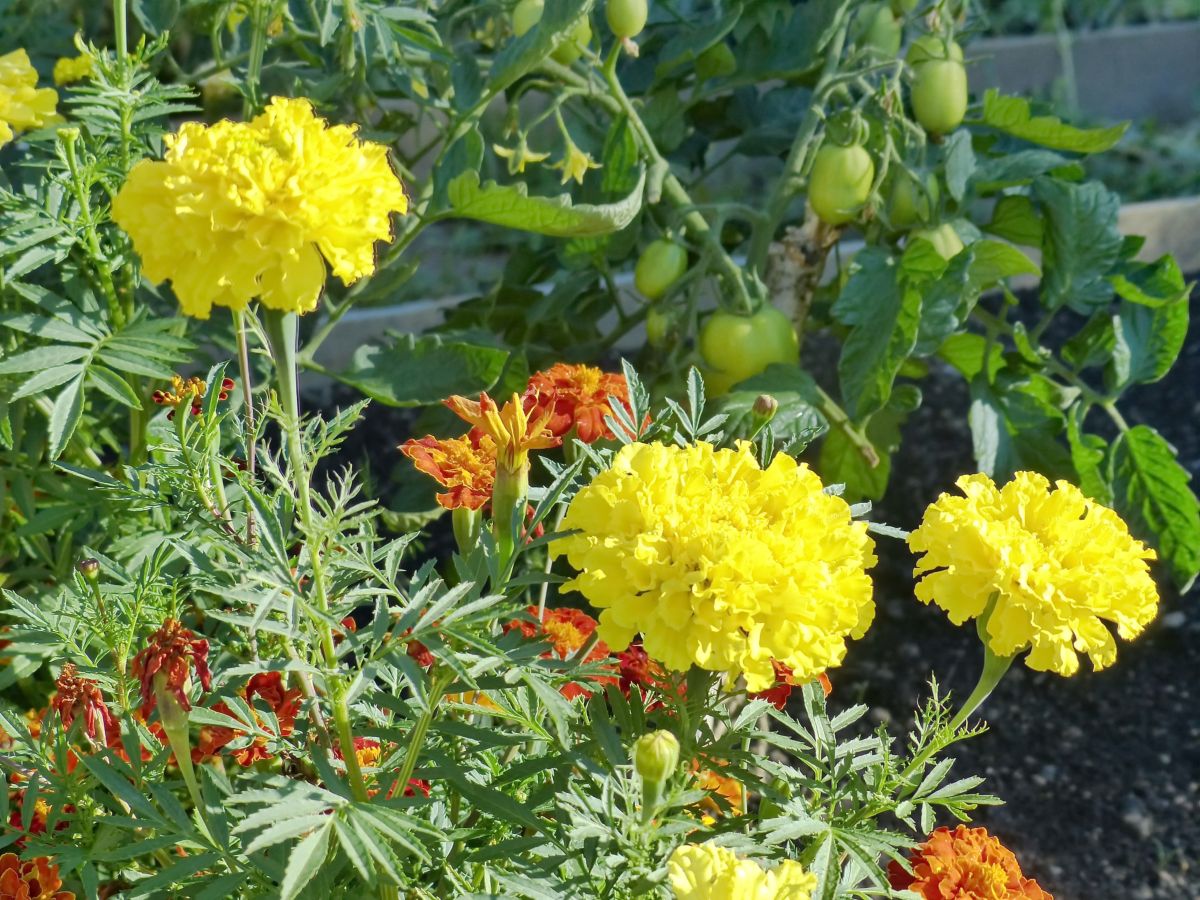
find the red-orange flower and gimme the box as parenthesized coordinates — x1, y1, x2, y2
(525, 363, 631, 443)
(130, 619, 212, 717)
(444, 392, 559, 475)
(889, 826, 1052, 900)
(0, 853, 74, 900)
(400, 428, 497, 511)
(504, 607, 615, 700)
(8, 796, 72, 850)
(748, 661, 833, 710)
(694, 764, 745, 821)
(194, 672, 301, 766)
(51, 664, 118, 746)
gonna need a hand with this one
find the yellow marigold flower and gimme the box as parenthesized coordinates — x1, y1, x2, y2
(53, 54, 94, 86)
(0, 49, 61, 147)
(908, 472, 1159, 676)
(552, 441, 876, 692)
(668, 842, 816, 900)
(112, 96, 407, 319)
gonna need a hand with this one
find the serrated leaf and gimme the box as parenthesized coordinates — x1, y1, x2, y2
(1035, 177, 1122, 314)
(447, 169, 644, 237)
(332, 333, 508, 407)
(280, 821, 332, 900)
(1109, 298, 1189, 389)
(982, 90, 1128, 153)
(0, 344, 88, 374)
(47, 376, 84, 460)
(1110, 425, 1200, 590)
(486, 0, 593, 96)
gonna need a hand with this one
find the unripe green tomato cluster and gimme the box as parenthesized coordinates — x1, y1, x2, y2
(855, 3, 902, 56)
(512, 0, 592, 65)
(634, 239, 688, 300)
(699, 305, 800, 395)
(606, 0, 647, 39)
(906, 35, 968, 136)
(808, 142, 875, 226)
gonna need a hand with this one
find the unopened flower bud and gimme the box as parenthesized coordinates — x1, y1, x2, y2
(752, 394, 778, 421)
(76, 558, 100, 580)
(633, 730, 680, 785)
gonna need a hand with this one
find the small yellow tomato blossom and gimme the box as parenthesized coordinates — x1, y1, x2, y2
(53, 54, 94, 86)
(552, 441, 876, 692)
(909, 471, 1159, 676)
(493, 139, 550, 174)
(0, 49, 60, 147)
(554, 141, 601, 185)
(444, 392, 559, 477)
(112, 96, 407, 319)
(668, 842, 816, 900)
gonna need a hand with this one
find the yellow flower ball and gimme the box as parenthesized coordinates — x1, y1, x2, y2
(909, 471, 1159, 676)
(551, 441, 876, 692)
(0, 49, 61, 147)
(112, 96, 407, 319)
(668, 842, 816, 900)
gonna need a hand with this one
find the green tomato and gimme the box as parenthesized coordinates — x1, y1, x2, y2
(855, 3, 902, 57)
(695, 42, 737, 80)
(699, 305, 800, 395)
(887, 171, 939, 230)
(912, 223, 965, 260)
(551, 16, 592, 64)
(512, 0, 543, 36)
(808, 142, 875, 226)
(606, 0, 647, 39)
(645, 308, 672, 347)
(907, 36, 967, 135)
(513, 0, 591, 65)
(634, 239, 688, 300)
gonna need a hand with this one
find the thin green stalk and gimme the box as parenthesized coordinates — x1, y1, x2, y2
(113, 0, 128, 60)
(232, 309, 258, 544)
(262, 310, 372, 804)
(745, 13, 851, 272)
(387, 668, 452, 801)
(244, 0, 270, 116)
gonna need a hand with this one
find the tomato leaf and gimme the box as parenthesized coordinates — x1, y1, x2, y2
(1110, 425, 1200, 591)
(332, 333, 509, 407)
(833, 248, 921, 420)
(486, 0, 594, 96)
(1108, 298, 1189, 389)
(447, 169, 645, 237)
(981, 90, 1128, 154)
(1035, 177, 1123, 313)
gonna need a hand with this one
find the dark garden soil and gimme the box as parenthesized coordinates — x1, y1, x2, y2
(321, 285, 1200, 900)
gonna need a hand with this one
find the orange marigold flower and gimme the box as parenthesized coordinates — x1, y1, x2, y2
(694, 764, 745, 821)
(130, 619, 212, 717)
(525, 363, 631, 444)
(52, 664, 118, 746)
(0, 852, 74, 900)
(748, 662, 833, 710)
(444, 392, 559, 476)
(504, 607, 616, 700)
(194, 672, 301, 766)
(400, 429, 497, 511)
(8, 796, 72, 850)
(889, 826, 1052, 900)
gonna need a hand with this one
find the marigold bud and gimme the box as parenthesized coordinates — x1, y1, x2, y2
(633, 730, 680, 784)
(751, 393, 778, 421)
(76, 558, 100, 580)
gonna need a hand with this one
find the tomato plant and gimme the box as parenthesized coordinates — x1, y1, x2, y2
(634, 239, 689, 300)
(606, 0, 647, 40)
(907, 35, 968, 136)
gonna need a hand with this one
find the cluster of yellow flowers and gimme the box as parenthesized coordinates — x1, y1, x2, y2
(0, 49, 59, 148)
(668, 842, 815, 899)
(53, 54, 94, 86)
(112, 96, 407, 319)
(552, 441, 876, 692)
(909, 472, 1159, 676)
